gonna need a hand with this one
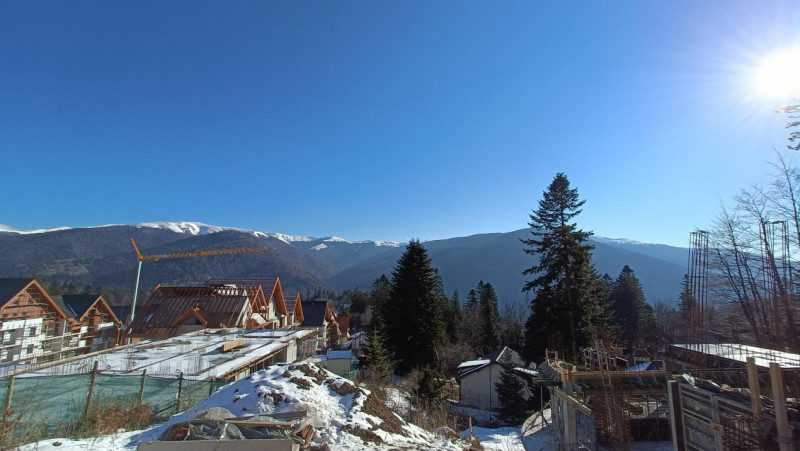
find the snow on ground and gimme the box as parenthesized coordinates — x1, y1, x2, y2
(20, 362, 473, 450)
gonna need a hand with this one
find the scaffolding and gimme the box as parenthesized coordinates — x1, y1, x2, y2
(541, 351, 671, 450)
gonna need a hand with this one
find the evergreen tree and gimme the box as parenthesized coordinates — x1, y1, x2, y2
(495, 354, 532, 425)
(383, 240, 447, 373)
(368, 275, 391, 331)
(521, 173, 606, 362)
(608, 265, 656, 351)
(466, 288, 479, 309)
(479, 282, 502, 354)
(361, 328, 394, 384)
(445, 290, 462, 343)
(412, 367, 446, 408)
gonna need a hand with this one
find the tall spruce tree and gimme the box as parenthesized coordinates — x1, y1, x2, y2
(383, 240, 447, 373)
(521, 173, 607, 362)
(480, 282, 502, 354)
(368, 275, 391, 331)
(609, 265, 656, 351)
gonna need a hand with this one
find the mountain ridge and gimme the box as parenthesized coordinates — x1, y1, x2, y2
(0, 222, 689, 307)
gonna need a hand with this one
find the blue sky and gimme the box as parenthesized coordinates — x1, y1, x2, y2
(2, 1, 799, 247)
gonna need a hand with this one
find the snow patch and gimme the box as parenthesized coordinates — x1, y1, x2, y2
(0, 225, 72, 234)
(311, 243, 329, 250)
(324, 236, 352, 243)
(266, 232, 314, 244)
(593, 236, 646, 246)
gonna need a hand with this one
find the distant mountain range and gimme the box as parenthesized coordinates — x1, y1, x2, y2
(0, 222, 688, 306)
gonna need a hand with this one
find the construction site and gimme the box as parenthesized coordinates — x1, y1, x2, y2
(539, 229, 800, 450)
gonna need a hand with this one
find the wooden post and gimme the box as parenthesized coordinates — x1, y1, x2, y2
(138, 369, 147, 405)
(2, 374, 15, 425)
(3, 375, 14, 413)
(769, 362, 792, 451)
(175, 372, 183, 414)
(84, 361, 99, 419)
(746, 357, 762, 420)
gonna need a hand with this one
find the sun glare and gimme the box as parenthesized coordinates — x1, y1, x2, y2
(757, 48, 800, 98)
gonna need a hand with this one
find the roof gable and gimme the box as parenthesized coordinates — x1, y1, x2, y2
(0, 279, 69, 320)
(284, 293, 304, 323)
(0, 278, 35, 307)
(205, 277, 285, 315)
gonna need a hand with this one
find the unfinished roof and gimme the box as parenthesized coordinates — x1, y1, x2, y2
(26, 328, 317, 381)
(670, 343, 800, 369)
(206, 277, 287, 315)
(0, 278, 34, 306)
(130, 286, 254, 338)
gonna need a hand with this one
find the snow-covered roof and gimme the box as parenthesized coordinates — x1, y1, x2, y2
(457, 359, 490, 369)
(671, 343, 800, 369)
(23, 328, 316, 381)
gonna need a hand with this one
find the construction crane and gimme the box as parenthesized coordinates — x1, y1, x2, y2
(130, 238, 270, 322)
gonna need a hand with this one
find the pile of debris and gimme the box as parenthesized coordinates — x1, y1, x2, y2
(135, 362, 463, 450)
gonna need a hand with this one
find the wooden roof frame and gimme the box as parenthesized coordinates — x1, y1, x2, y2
(2, 279, 70, 321)
(171, 306, 210, 328)
(74, 295, 122, 325)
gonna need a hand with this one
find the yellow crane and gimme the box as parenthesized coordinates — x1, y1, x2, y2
(130, 238, 270, 322)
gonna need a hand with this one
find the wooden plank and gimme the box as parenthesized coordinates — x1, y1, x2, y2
(220, 338, 244, 353)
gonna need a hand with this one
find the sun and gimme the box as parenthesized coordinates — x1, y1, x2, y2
(757, 48, 800, 98)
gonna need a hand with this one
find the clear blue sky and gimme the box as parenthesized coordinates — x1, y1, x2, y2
(2, 1, 799, 247)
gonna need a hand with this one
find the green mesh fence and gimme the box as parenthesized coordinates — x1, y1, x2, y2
(0, 373, 227, 439)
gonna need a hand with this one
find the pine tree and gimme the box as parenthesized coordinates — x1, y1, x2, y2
(361, 328, 394, 384)
(383, 240, 447, 373)
(495, 353, 532, 425)
(480, 282, 501, 355)
(521, 173, 606, 362)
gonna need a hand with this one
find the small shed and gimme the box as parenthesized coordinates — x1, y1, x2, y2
(326, 350, 358, 378)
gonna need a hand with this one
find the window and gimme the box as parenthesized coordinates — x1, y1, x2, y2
(28, 326, 37, 337)
(26, 344, 34, 355)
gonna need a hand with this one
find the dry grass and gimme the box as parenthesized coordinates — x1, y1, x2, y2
(74, 397, 155, 438)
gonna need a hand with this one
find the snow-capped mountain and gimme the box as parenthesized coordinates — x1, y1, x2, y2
(0, 222, 688, 304)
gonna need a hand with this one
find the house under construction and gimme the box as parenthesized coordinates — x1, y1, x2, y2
(539, 350, 671, 450)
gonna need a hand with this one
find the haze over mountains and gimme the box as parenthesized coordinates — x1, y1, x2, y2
(0, 222, 688, 306)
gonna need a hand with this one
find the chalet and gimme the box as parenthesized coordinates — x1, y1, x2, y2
(283, 292, 304, 327)
(335, 315, 351, 343)
(457, 346, 535, 411)
(51, 294, 121, 351)
(0, 278, 85, 367)
(300, 300, 340, 354)
(206, 277, 301, 328)
(344, 331, 368, 357)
